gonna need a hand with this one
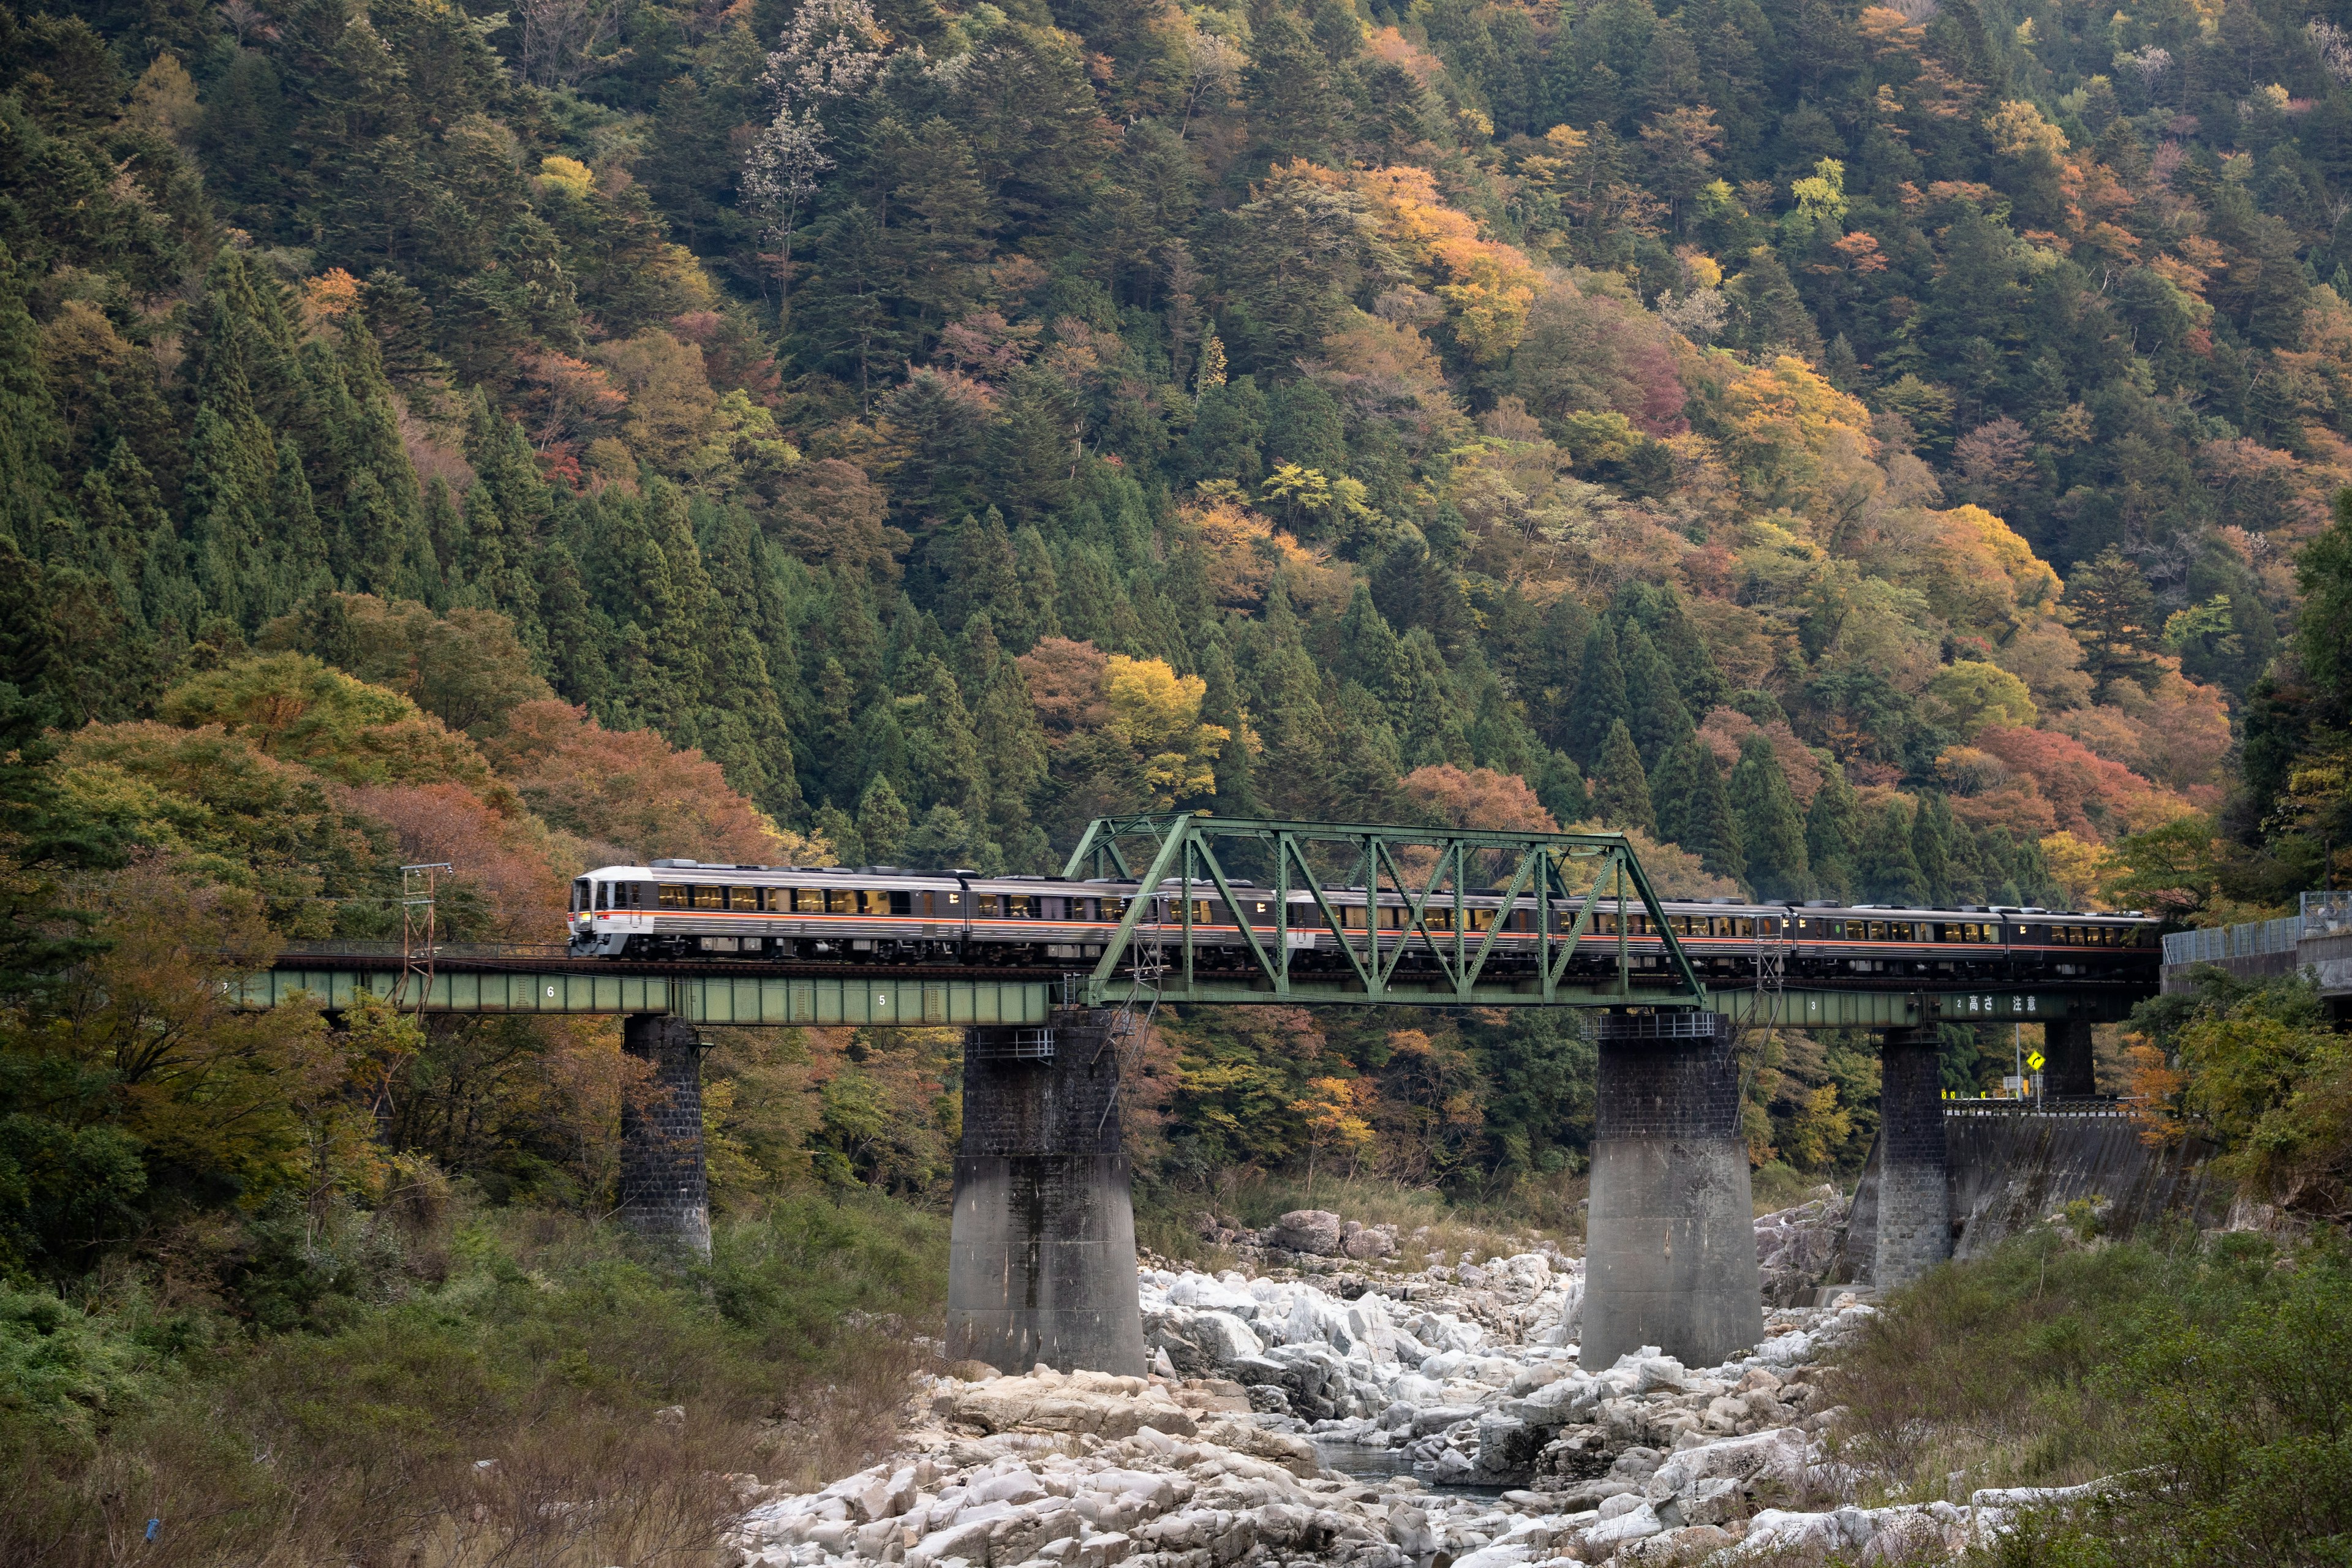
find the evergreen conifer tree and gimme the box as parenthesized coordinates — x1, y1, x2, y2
(0, 242, 62, 549)
(809, 656, 861, 805)
(1652, 740, 1700, 846)
(1730, 733, 1809, 901)
(937, 508, 1021, 638)
(271, 439, 334, 604)
(1184, 374, 1268, 486)
(1337, 582, 1403, 696)
(1912, 793, 1955, 907)
(1592, 718, 1656, 835)
(900, 654, 988, 820)
(814, 804, 865, 867)
(1658, 605, 1729, 716)
(330, 310, 435, 603)
(1536, 750, 1588, 826)
(1390, 629, 1466, 768)
(856, 773, 910, 864)
(1806, 766, 1860, 901)
(2012, 833, 2058, 906)
(1265, 377, 1348, 475)
(1860, 800, 1928, 905)
(1562, 621, 1627, 766)
(1528, 594, 1589, 747)
(1199, 639, 1260, 815)
(1618, 619, 1694, 766)
(1010, 524, 1060, 647)
(1466, 674, 1536, 777)
(535, 540, 612, 711)
(1057, 543, 1127, 647)
(421, 478, 466, 588)
(850, 698, 911, 798)
(1686, 744, 1744, 883)
(824, 566, 886, 706)
(76, 442, 174, 630)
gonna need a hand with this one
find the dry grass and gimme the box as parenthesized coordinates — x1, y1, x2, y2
(0, 1194, 947, 1567)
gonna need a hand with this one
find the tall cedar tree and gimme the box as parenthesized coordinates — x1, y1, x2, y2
(1592, 718, 1656, 835)
(1806, 767, 1860, 902)
(1562, 622, 1628, 766)
(1730, 734, 1809, 902)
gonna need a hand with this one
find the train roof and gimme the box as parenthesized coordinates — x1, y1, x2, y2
(578, 864, 2149, 921)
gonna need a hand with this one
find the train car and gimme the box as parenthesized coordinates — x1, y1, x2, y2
(568, 860, 2163, 990)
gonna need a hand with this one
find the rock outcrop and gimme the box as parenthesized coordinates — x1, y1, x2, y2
(724, 1193, 2105, 1568)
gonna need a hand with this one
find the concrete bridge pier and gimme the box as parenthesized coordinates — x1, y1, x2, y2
(947, 1008, 1147, 1376)
(619, 1014, 712, 1261)
(1581, 1010, 1763, 1370)
(2044, 1017, 2097, 1098)
(1872, 1025, 1950, 1288)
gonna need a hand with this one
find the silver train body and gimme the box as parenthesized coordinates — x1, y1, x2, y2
(568, 860, 2161, 986)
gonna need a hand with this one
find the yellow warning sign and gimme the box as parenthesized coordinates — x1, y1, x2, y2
(2026, 1050, 2046, 1071)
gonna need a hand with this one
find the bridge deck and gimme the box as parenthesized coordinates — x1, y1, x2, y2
(249, 946, 2149, 1025)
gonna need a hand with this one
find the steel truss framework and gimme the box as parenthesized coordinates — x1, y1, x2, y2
(239, 817, 2156, 1025)
(1061, 813, 1708, 1010)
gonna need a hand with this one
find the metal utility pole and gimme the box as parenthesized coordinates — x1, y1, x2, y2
(396, 862, 452, 1013)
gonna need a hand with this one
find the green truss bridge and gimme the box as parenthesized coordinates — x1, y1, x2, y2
(235, 815, 2163, 1380)
(244, 813, 2159, 1031)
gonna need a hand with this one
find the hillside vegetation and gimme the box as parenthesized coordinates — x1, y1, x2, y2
(7, 0, 2352, 1553)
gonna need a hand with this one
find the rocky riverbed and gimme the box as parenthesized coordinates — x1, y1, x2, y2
(724, 1197, 2065, 1567)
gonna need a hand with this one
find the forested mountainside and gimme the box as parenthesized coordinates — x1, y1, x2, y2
(8, 0, 2352, 1281)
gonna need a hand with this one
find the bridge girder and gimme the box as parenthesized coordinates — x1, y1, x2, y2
(239, 815, 2156, 1023)
(1062, 812, 1709, 1011)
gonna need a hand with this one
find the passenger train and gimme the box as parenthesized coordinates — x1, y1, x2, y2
(568, 859, 2162, 987)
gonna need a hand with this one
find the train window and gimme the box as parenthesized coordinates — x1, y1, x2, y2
(728, 887, 760, 911)
(821, 888, 850, 914)
(786, 887, 818, 913)
(1000, 894, 1031, 919)
(657, 884, 688, 909)
(1098, 897, 1123, 921)
(850, 890, 884, 916)
(571, 879, 589, 913)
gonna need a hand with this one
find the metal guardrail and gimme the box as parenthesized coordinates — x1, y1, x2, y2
(2305, 890, 2352, 938)
(2163, 916, 2305, 966)
(277, 941, 575, 962)
(2164, 892, 2352, 966)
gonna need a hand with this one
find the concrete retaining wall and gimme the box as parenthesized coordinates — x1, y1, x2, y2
(1946, 1107, 2229, 1258)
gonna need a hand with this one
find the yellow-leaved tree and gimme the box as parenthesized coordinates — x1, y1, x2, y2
(1721, 355, 1879, 530)
(1105, 655, 1229, 807)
